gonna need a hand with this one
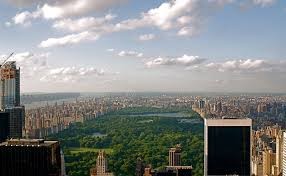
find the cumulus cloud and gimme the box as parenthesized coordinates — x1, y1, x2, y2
(177, 26, 199, 36)
(7, 0, 127, 15)
(39, 31, 98, 48)
(139, 34, 155, 41)
(40, 0, 126, 19)
(40, 66, 105, 83)
(144, 55, 286, 75)
(7, 0, 125, 26)
(252, 0, 276, 7)
(12, 11, 41, 26)
(9, 0, 279, 48)
(118, 51, 143, 57)
(1, 52, 49, 78)
(115, 0, 203, 32)
(205, 59, 273, 72)
(52, 14, 116, 33)
(145, 55, 206, 68)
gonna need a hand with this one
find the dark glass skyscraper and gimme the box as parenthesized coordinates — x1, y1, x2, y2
(0, 139, 62, 176)
(0, 112, 9, 142)
(204, 118, 252, 176)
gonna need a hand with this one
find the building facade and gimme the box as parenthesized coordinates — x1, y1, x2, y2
(0, 61, 20, 109)
(0, 112, 9, 142)
(283, 132, 286, 176)
(5, 106, 25, 138)
(90, 150, 114, 176)
(0, 61, 24, 139)
(0, 139, 62, 176)
(204, 118, 252, 176)
(276, 130, 284, 175)
(169, 144, 181, 166)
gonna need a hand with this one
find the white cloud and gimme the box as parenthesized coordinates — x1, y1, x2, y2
(177, 16, 193, 25)
(205, 59, 286, 73)
(40, 66, 105, 83)
(107, 48, 115, 52)
(145, 55, 206, 68)
(52, 14, 116, 33)
(144, 55, 286, 75)
(118, 51, 143, 57)
(177, 26, 198, 36)
(116, 0, 202, 31)
(252, 0, 276, 7)
(38, 31, 98, 48)
(1, 52, 49, 78)
(139, 34, 155, 41)
(206, 59, 271, 72)
(12, 11, 41, 26)
(13, 0, 125, 19)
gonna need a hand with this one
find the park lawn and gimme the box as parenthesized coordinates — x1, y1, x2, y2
(69, 147, 113, 154)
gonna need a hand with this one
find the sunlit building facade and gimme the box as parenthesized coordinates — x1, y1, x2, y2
(283, 132, 286, 176)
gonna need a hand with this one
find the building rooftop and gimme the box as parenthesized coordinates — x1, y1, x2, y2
(0, 139, 58, 147)
(205, 118, 252, 127)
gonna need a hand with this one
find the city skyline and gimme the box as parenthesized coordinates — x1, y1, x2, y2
(0, 0, 286, 93)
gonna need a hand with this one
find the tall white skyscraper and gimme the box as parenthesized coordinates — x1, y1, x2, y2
(90, 150, 114, 176)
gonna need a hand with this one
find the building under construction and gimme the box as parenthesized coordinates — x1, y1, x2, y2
(0, 61, 20, 109)
(0, 55, 24, 139)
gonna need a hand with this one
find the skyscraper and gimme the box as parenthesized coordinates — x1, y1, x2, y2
(90, 150, 114, 176)
(0, 61, 20, 109)
(0, 139, 62, 176)
(283, 132, 286, 176)
(0, 112, 9, 142)
(136, 158, 145, 176)
(0, 61, 24, 138)
(204, 118, 252, 176)
(276, 130, 284, 175)
(169, 144, 181, 166)
(5, 106, 25, 138)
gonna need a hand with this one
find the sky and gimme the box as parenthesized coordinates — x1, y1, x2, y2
(0, 0, 285, 93)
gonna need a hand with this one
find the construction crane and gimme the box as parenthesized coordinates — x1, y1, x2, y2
(0, 52, 14, 68)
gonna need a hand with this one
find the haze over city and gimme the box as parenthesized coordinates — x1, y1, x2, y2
(0, 0, 285, 93)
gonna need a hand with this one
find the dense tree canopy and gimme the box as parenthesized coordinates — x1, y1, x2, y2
(48, 107, 204, 176)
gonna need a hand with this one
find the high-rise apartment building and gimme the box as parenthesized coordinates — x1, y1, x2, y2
(283, 132, 286, 176)
(0, 61, 24, 138)
(169, 144, 181, 166)
(0, 139, 62, 176)
(262, 148, 276, 175)
(204, 118, 252, 176)
(199, 100, 205, 109)
(276, 130, 284, 175)
(90, 150, 114, 176)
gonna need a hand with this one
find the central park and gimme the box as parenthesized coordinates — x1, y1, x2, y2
(48, 107, 204, 176)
